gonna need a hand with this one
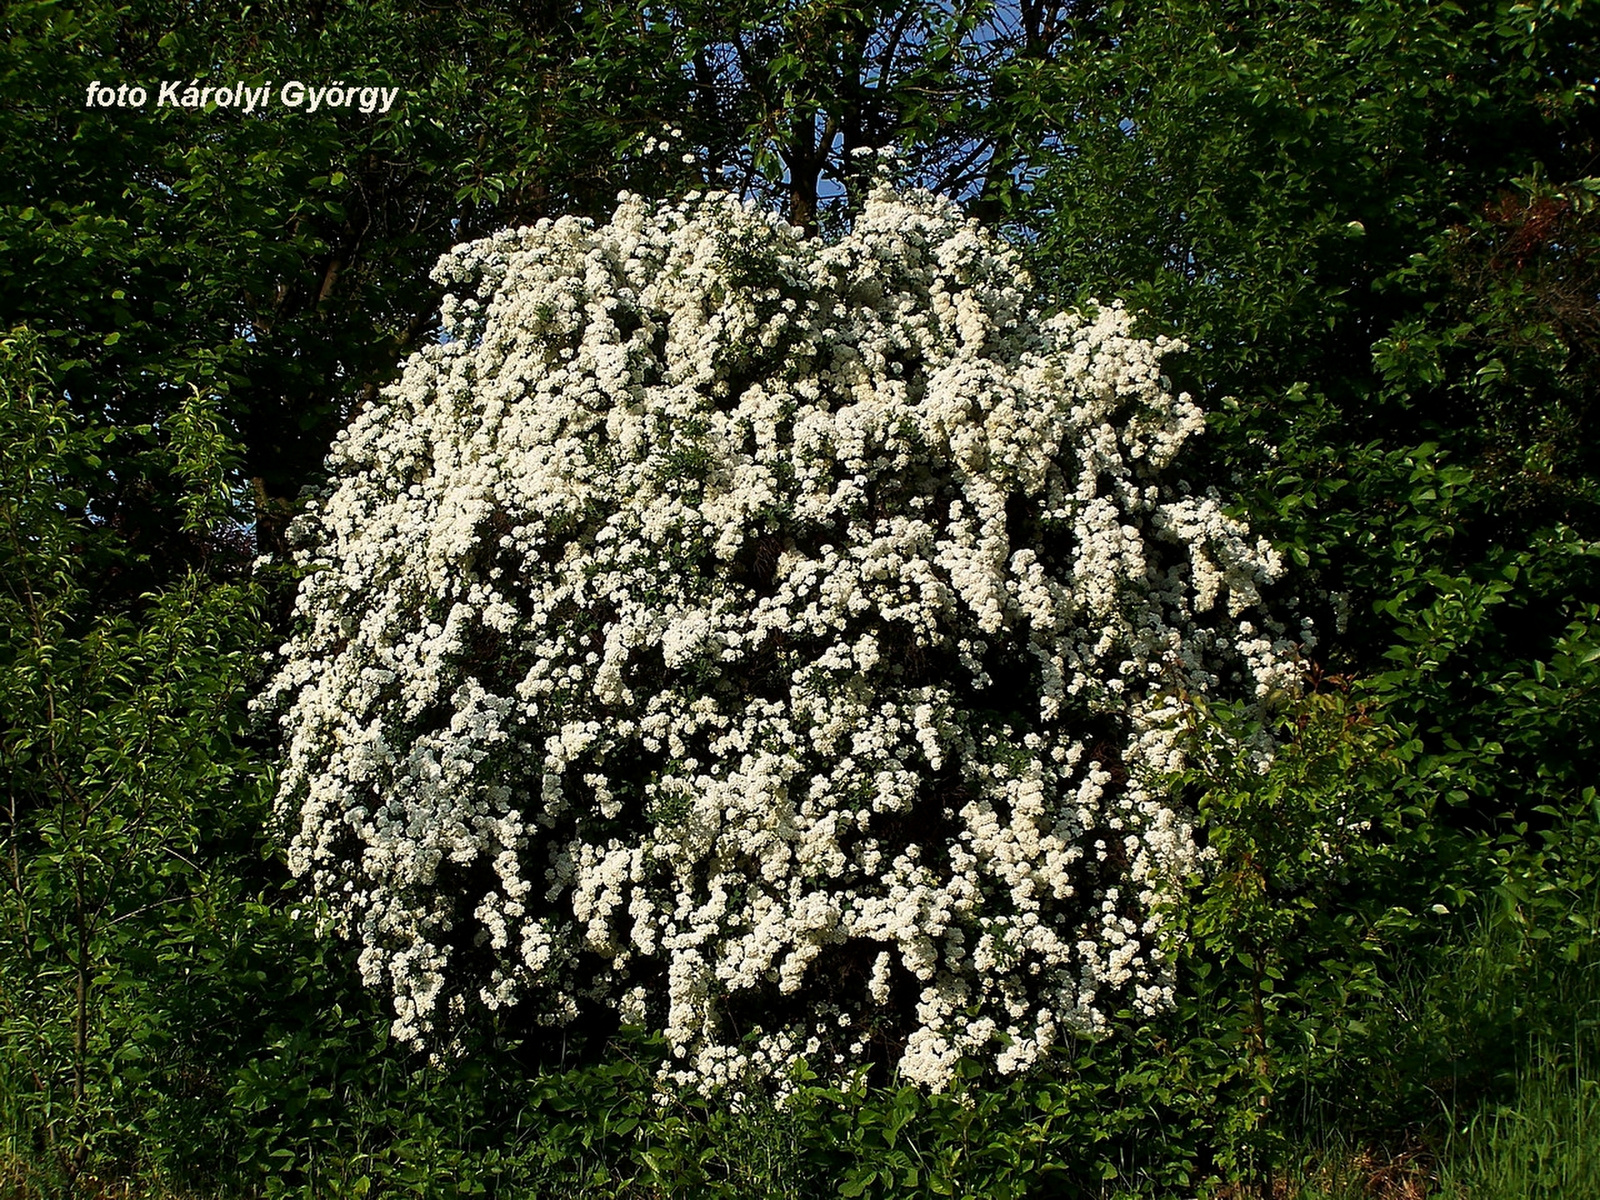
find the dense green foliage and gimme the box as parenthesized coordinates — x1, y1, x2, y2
(0, 333, 268, 1177)
(3, 0, 1599, 1195)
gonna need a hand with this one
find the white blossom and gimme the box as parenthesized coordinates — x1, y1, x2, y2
(259, 183, 1299, 1094)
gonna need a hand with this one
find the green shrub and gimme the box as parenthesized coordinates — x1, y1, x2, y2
(0, 330, 270, 1187)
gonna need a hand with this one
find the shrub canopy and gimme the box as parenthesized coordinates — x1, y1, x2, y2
(264, 184, 1298, 1092)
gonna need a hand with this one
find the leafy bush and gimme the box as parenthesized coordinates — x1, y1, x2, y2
(0, 331, 269, 1182)
(261, 183, 1304, 1094)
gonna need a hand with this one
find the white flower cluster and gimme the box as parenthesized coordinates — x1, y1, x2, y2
(261, 183, 1301, 1093)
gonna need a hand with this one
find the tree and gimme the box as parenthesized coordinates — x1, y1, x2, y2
(1013, 6, 1600, 1188)
(668, 0, 1082, 232)
(0, 0, 706, 563)
(1025, 0, 1600, 565)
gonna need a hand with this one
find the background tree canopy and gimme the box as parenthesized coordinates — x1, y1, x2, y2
(3, 0, 1600, 1196)
(0, 0, 1076, 560)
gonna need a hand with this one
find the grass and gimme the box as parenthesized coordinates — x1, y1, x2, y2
(1276, 1044, 1599, 1200)
(1421, 905, 1600, 1199)
(1272, 903, 1600, 1200)
(1433, 1041, 1600, 1199)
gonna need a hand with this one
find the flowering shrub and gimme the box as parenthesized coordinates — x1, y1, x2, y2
(261, 183, 1302, 1093)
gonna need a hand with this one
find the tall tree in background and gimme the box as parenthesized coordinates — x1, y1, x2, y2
(671, 0, 1078, 232)
(1019, 0, 1600, 726)
(0, 0, 705, 567)
(1025, 0, 1600, 564)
